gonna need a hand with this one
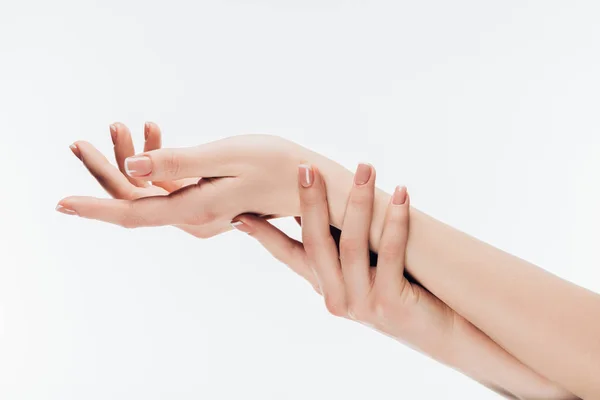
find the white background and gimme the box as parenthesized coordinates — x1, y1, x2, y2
(1, 1, 599, 399)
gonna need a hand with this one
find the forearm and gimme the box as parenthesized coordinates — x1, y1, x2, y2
(401, 209, 600, 398)
(389, 286, 573, 399)
(310, 155, 599, 398)
(441, 314, 575, 399)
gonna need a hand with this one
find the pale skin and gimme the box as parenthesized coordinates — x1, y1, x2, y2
(56, 122, 599, 398)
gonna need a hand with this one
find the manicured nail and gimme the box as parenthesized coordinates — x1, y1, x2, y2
(144, 122, 150, 141)
(231, 220, 252, 233)
(354, 163, 372, 185)
(392, 185, 408, 205)
(69, 143, 81, 160)
(124, 156, 152, 177)
(55, 204, 78, 216)
(298, 164, 313, 188)
(109, 124, 118, 145)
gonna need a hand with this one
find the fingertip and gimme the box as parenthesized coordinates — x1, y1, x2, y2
(231, 214, 256, 233)
(391, 185, 408, 206)
(57, 195, 79, 206)
(124, 155, 152, 177)
(143, 122, 162, 152)
(55, 202, 79, 216)
(144, 121, 151, 141)
(56, 196, 81, 212)
(354, 163, 374, 186)
(231, 219, 252, 234)
(69, 143, 81, 160)
(109, 124, 118, 145)
(72, 139, 91, 147)
(298, 164, 314, 188)
(232, 214, 271, 234)
(111, 122, 131, 136)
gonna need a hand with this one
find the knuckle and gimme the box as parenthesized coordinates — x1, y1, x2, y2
(339, 237, 363, 258)
(301, 192, 324, 207)
(302, 233, 326, 251)
(312, 284, 322, 295)
(377, 244, 401, 260)
(347, 300, 370, 321)
(387, 210, 409, 226)
(372, 293, 397, 320)
(348, 192, 373, 208)
(162, 152, 181, 176)
(119, 203, 147, 229)
(324, 294, 347, 318)
(372, 290, 414, 323)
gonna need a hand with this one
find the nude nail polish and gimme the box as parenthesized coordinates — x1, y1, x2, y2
(56, 204, 78, 216)
(69, 143, 81, 160)
(392, 185, 408, 205)
(144, 122, 150, 141)
(231, 220, 252, 233)
(109, 124, 118, 145)
(125, 156, 152, 177)
(354, 163, 372, 185)
(298, 164, 313, 188)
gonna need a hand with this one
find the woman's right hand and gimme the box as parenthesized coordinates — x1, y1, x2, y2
(57, 122, 385, 241)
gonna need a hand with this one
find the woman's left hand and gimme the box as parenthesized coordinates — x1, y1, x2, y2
(231, 163, 455, 346)
(231, 164, 575, 399)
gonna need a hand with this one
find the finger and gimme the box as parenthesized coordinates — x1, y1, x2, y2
(339, 163, 376, 301)
(71, 141, 138, 199)
(232, 214, 320, 292)
(123, 139, 239, 182)
(57, 181, 222, 229)
(142, 122, 198, 192)
(110, 122, 148, 188)
(299, 164, 347, 317)
(374, 186, 410, 292)
(143, 121, 162, 154)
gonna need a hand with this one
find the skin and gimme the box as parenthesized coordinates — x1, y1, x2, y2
(234, 164, 572, 399)
(56, 123, 594, 398)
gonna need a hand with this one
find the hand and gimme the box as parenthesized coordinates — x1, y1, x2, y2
(231, 163, 455, 345)
(59, 122, 227, 238)
(230, 164, 575, 399)
(57, 123, 385, 243)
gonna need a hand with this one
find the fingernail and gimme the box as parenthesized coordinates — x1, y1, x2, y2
(298, 164, 313, 188)
(231, 220, 252, 234)
(354, 163, 372, 185)
(109, 124, 118, 145)
(69, 143, 81, 160)
(392, 185, 408, 205)
(144, 122, 150, 141)
(124, 156, 152, 177)
(55, 204, 78, 216)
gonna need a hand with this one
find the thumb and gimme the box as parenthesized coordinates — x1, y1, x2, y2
(124, 143, 236, 181)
